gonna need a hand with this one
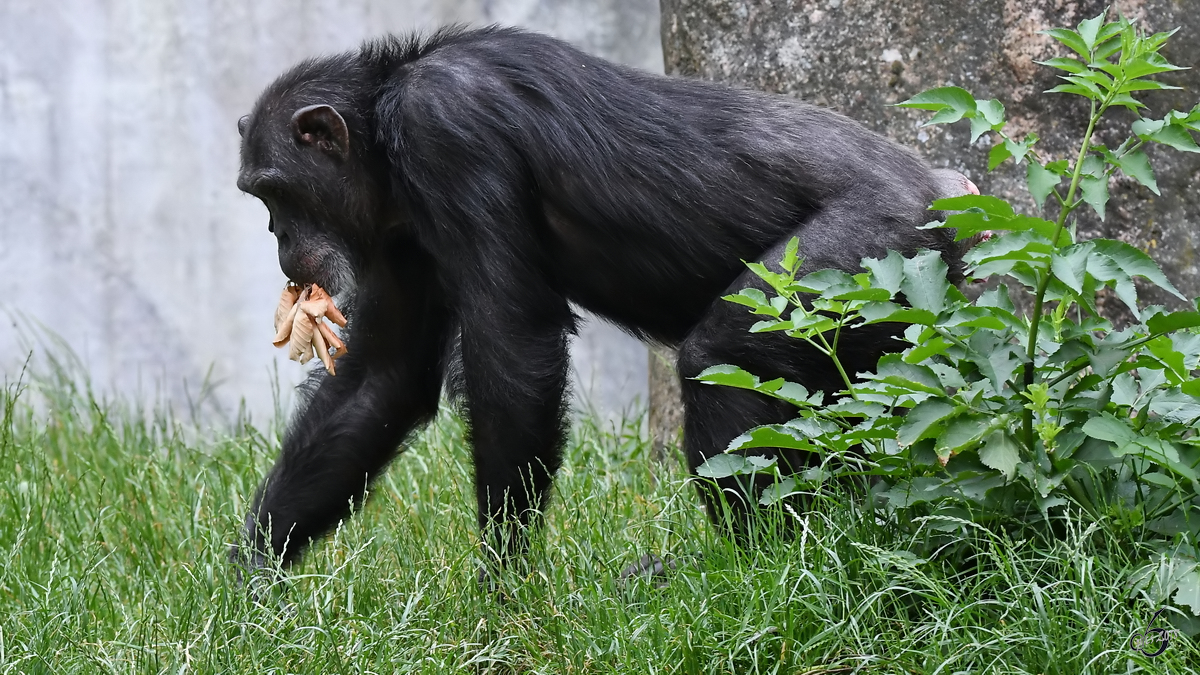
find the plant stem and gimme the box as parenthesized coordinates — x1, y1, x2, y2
(1021, 99, 1099, 451)
(814, 328, 859, 402)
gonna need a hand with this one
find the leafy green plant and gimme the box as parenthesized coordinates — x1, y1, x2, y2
(696, 12, 1200, 616)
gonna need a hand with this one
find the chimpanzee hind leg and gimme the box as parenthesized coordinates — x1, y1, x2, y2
(677, 217, 928, 537)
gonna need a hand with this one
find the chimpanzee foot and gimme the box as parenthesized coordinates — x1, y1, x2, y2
(618, 553, 679, 588)
(229, 545, 269, 601)
(230, 534, 289, 603)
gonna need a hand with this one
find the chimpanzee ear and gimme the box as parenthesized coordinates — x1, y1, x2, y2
(238, 115, 250, 137)
(291, 104, 350, 161)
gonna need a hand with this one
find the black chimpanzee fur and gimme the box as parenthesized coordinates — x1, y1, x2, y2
(233, 25, 971, 575)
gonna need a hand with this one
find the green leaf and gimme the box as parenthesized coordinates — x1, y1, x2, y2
(828, 286, 892, 302)
(1134, 119, 1200, 153)
(1061, 74, 1105, 98)
(1036, 57, 1086, 73)
(1115, 437, 1181, 465)
(946, 212, 1068, 246)
(745, 261, 788, 292)
(772, 381, 817, 408)
(936, 415, 991, 454)
(825, 399, 888, 416)
(1148, 390, 1200, 425)
(749, 319, 795, 333)
(979, 431, 1021, 479)
(1126, 54, 1187, 79)
(858, 302, 937, 326)
(900, 249, 953, 314)
(1114, 149, 1159, 194)
(759, 477, 800, 506)
(928, 107, 968, 125)
(1050, 243, 1091, 295)
(976, 98, 1005, 125)
(790, 312, 838, 335)
(1172, 570, 1200, 617)
(940, 307, 1007, 331)
(695, 364, 761, 388)
(1077, 12, 1104, 50)
(931, 194, 1015, 218)
(1095, 18, 1124, 43)
(977, 283, 1017, 311)
(1091, 240, 1186, 300)
(795, 268, 857, 294)
(1154, 125, 1200, 153)
(784, 417, 838, 438)
(1107, 93, 1146, 112)
(1132, 118, 1165, 136)
(1080, 153, 1106, 178)
(935, 212, 994, 242)
(1087, 341, 1135, 378)
(898, 399, 958, 446)
(1183, 105, 1200, 132)
(870, 354, 945, 395)
(728, 425, 812, 452)
(965, 231, 1055, 269)
(989, 141, 1013, 170)
(1006, 134, 1038, 164)
(781, 237, 800, 274)
(896, 87, 977, 117)
(723, 288, 778, 316)
(1110, 372, 1139, 407)
(1120, 80, 1181, 93)
(1080, 70, 1116, 92)
(1026, 161, 1062, 207)
(1046, 83, 1099, 100)
(1147, 335, 1188, 382)
(1079, 175, 1109, 220)
(862, 250, 905, 295)
(1147, 310, 1200, 335)
(970, 116, 993, 144)
(903, 335, 951, 363)
(1093, 35, 1122, 62)
(1084, 255, 1139, 318)
(1174, 332, 1200, 368)
(969, 99, 1006, 141)
(1081, 412, 1138, 445)
(697, 368, 819, 407)
(882, 477, 952, 508)
(1143, 28, 1180, 51)
(696, 454, 761, 479)
(1083, 68, 1117, 88)
(1043, 28, 1090, 58)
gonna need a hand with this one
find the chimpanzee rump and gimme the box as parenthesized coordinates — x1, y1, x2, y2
(233, 26, 970, 573)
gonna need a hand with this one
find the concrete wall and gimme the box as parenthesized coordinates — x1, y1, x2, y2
(0, 0, 659, 424)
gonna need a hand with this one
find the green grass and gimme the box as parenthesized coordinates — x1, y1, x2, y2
(0, 369, 1196, 674)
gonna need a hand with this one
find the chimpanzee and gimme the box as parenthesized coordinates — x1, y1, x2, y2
(233, 26, 976, 577)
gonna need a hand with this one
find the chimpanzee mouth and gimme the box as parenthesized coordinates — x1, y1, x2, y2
(284, 253, 356, 303)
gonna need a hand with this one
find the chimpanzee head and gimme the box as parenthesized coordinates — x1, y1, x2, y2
(236, 59, 387, 296)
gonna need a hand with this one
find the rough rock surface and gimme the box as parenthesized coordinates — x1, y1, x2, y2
(649, 0, 1200, 450)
